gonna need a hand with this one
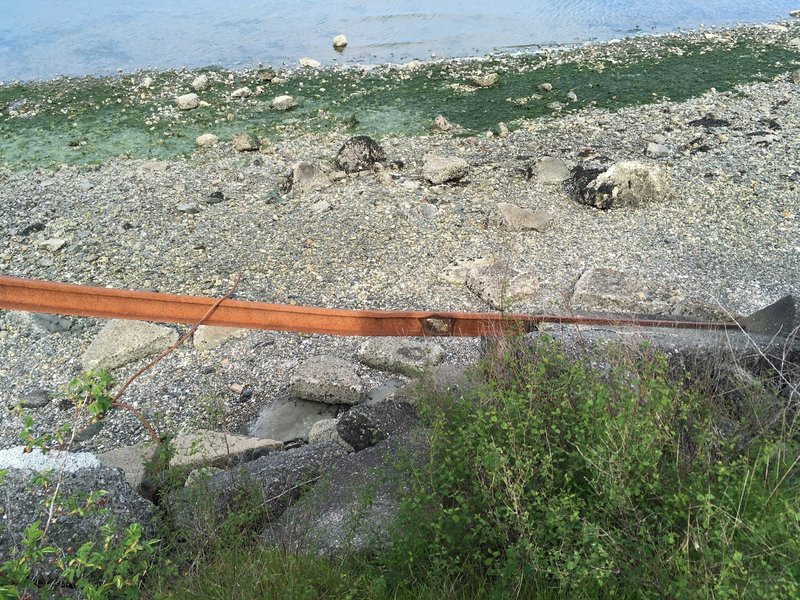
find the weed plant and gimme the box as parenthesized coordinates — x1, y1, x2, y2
(383, 335, 800, 598)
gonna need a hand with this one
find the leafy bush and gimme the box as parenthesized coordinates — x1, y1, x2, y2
(386, 336, 800, 598)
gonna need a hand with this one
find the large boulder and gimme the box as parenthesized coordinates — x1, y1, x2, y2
(175, 441, 348, 531)
(262, 430, 427, 555)
(571, 161, 667, 209)
(335, 136, 386, 173)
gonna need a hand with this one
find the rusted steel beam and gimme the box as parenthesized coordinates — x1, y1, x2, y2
(0, 275, 747, 337)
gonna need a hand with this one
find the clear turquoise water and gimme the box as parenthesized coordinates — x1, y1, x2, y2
(0, 0, 797, 81)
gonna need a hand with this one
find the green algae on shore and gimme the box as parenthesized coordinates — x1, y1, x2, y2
(1, 28, 798, 171)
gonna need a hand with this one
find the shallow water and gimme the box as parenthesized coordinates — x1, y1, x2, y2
(1, 0, 798, 81)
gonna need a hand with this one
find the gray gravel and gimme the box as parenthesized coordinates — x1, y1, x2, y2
(1, 45, 798, 453)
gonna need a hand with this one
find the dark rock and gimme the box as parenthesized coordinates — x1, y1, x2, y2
(688, 115, 731, 129)
(19, 389, 52, 409)
(18, 222, 45, 236)
(175, 441, 347, 528)
(335, 136, 386, 173)
(74, 420, 104, 443)
(206, 191, 225, 204)
(263, 430, 428, 555)
(337, 399, 418, 451)
(31, 313, 74, 333)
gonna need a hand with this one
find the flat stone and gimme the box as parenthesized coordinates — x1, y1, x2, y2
(193, 325, 248, 351)
(139, 160, 168, 171)
(177, 202, 201, 214)
(36, 238, 67, 252)
(571, 268, 725, 319)
(0, 446, 101, 472)
(176, 93, 200, 110)
(466, 263, 541, 310)
(195, 133, 219, 147)
(358, 338, 445, 377)
(97, 429, 282, 489)
(532, 156, 570, 183)
(82, 319, 179, 371)
(440, 256, 496, 285)
(496, 203, 553, 232)
(249, 396, 339, 443)
(311, 200, 331, 213)
(18, 389, 52, 409)
(289, 355, 364, 405)
(271, 95, 297, 111)
(422, 154, 469, 185)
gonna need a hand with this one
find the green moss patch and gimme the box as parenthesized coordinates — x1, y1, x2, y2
(1, 35, 798, 170)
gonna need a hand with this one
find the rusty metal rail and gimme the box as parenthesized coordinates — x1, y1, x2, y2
(0, 275, 752, 337)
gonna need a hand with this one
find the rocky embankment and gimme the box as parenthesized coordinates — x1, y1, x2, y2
(1, 21, 799, 572)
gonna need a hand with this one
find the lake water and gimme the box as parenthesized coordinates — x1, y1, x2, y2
(1, 1, 798, 81)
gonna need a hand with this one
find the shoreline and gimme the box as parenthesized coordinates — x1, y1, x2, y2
(1, 19, 800, 171)
(0, 19, 798, 454)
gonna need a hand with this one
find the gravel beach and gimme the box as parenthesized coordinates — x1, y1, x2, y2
(1, 23, 798, 454)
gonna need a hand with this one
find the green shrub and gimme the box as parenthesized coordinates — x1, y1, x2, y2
(386, 336, 800, 598)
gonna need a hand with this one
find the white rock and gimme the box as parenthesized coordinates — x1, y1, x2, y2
(311, 200, 331, 213)
(231, 86, 252, 98)
(789, 37, 800, 48)
(271, 95, 297, 111)
(645, 142, 670, 158)
(332, 35, 348, 49)
(193, 325, 248, 351)
(567, 91, 578, 102)
(195, 133, 219, 147)
(0, 446, 100, 473)
(469, 72, 499, 88)
(176, 93, 200, 110)
(36, 238, 67, 252)
(139, 76, 154, 89)
(422, 154, 469, 185)
(299, 57, 321, 68)
(191, 74, 209, 91)
(538, 82, 553, 92)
